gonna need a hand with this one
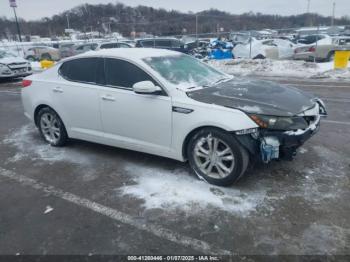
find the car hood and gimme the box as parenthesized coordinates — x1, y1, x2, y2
(0, 57, 28, 65)
(187, 78, 316, 117)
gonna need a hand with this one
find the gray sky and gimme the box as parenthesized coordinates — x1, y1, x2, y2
(1, 0, 349, 20)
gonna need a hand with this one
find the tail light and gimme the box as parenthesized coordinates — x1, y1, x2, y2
(308, 46, 316, 52)
(22, 79, 32, 88)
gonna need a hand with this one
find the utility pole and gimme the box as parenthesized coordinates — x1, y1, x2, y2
(195, 14, 198, 47)
(195, 15, 198, 39)
(66, 13, 70, 29)
(306, 0, 313, 26)
(306, 0, 311, 13)
(9, 0, 22, 42)
(331, 1, 336, 26)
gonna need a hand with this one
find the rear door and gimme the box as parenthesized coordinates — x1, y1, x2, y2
(53, 57, 104, 138)
(99, 58, 172, 151)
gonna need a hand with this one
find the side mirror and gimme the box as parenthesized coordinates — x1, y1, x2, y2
(132, 81, 162, 95)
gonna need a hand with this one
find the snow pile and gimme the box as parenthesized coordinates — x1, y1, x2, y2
(312, 68, 350, 80)
(119, 163, 267, 216)
(209, 59, 350, 80)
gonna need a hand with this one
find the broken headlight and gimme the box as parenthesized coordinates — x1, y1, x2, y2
(249, 114, 308, 131)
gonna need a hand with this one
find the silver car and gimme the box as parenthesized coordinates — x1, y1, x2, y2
(294, 36, 350, 62)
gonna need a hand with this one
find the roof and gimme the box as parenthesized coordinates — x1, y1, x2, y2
(78, 48, 181, 60)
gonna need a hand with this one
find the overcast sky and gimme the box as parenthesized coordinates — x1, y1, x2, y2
(1, 0, 349, 20)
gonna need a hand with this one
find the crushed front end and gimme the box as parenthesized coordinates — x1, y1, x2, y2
(235, 99, 327, 163)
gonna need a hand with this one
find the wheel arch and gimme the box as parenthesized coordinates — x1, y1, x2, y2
(34, 104, 57, 127)
(181, 125, 231, 160)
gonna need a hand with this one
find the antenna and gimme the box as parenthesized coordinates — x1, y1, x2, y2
(331, 1, 336, 26)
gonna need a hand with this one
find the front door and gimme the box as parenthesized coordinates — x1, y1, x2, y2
(99, 58, 172, 152)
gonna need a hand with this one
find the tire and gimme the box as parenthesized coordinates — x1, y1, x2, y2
(26, 56, 36, 61)
(187, 128, 249, 186)
(253, 54, 266, 59)
(327, 51, 335, 62)
(41, 53, 52, 61)
(37, 107, 68, 147)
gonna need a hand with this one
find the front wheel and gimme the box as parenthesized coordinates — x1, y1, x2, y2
(37, 107, 68, 146)
(187, 128, 249, 186)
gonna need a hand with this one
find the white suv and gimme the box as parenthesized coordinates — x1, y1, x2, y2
(21, 49, 326, 186)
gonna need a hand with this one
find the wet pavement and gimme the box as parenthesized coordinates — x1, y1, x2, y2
(0, 77, 349, 256)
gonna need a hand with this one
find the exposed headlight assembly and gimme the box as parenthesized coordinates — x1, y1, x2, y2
(0, 63, 11, 74)
(249, 114, 308, 131)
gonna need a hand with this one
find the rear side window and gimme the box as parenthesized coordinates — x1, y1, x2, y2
(59, 58, 104, 84)
(156, 40, 171, 47)
(105, 58, 155, 88)
(140, 40, 155, 47)
(119, 43, 131, 48)
(171, 40, 182, 48)
(100, 43, 119, 49)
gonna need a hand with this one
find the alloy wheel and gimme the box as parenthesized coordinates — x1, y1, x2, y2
(40, 112, 61, 144)
(193, 134, 235, 179)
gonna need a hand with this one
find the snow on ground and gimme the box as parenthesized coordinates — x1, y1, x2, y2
(2, 124, 90, 165)
(119, 163, 267, 216)
(209, 59, 350, 80)
(3, 125, 348, 217)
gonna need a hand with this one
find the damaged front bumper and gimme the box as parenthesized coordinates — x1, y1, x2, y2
(260, 115, 320, 162)
(235, 101, 326, 163)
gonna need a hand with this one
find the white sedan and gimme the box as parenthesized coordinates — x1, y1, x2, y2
(21, 49, 326, 186)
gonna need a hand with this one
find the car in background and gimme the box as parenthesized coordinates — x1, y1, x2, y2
(72, 41, 132, 56)
(0, 49, 32, 78)
(135, 38, 189, 53)
(25, 46, 60, 61)
(72, 43, 99, 55)
(295, 34, 328, 45)
(119, 40, 136, 47)
(233, 38, 296, 59)
(294, 36, 350, 62)
(95, 41, 133, 50)
(21, 48, 327, 186)
(59, 43, 76, 58)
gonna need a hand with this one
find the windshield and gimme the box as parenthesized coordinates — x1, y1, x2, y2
(143, 55, 228, 89)
(0, 50, 17, 59)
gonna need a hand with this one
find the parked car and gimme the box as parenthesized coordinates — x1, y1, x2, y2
(95, 41, 133, 50)
(72, 42, 132, 56)
(135, 38, 189, 53)
(0, 49, 32, 79)
(25, 46, 60, 61)
(58, 43, 76, 58)
(294, 36, 350, 62)
(72, 43, 99, 55)
(295, 34, 328, 45)
(233, 38, 296, 59)
(21, 49, 327, 186)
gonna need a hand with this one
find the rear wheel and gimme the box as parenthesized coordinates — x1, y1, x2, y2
(187, 128, 249, 186)
(41, 53, 52, 61)
(26, 56, 36, 61)
(327, 51, 335, 62)
(37, 107, 68, 146)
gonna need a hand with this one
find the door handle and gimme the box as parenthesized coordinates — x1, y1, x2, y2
(101, 95, 115, 101)
(53, 87, 63, 93)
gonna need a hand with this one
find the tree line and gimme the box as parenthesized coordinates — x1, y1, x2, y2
(1, 2, 350, 39)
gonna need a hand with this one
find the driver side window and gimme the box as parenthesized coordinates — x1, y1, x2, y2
(104, 58, 157, 90)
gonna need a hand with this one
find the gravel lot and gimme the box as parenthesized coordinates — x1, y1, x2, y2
(0, 77, 349, 257)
